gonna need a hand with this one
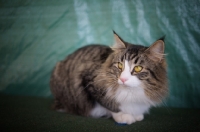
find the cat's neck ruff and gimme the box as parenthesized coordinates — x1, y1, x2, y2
(115, 85, 151, 104)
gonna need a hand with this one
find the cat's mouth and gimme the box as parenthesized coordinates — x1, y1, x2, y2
(118, 80, 131, 88)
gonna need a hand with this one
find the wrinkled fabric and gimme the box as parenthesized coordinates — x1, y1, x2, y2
(0, 0, 200, 108)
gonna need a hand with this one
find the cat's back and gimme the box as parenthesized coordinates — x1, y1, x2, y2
(65, 44, 112, 63)
(51, 44, 113, 84)
(63, 44, 112, 70)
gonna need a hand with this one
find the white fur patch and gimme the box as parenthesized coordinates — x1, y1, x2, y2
(115, 85, 153, 115)
(90, 103, 111, 118)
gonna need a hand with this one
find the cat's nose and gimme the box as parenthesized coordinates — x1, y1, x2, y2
(120, 78, 128, 83)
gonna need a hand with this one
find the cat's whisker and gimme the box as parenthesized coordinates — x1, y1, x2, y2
(145, 88, 167, 105)
(75, 83, 91, 98)
(106, 83, 118, 97)
(75, 80, 117, 99)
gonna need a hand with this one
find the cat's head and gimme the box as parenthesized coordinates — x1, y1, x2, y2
(97, 31, 168, 103)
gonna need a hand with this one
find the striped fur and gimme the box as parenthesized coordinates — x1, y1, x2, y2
(50, 32, 168, 124)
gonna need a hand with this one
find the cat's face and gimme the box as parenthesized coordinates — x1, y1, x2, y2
(111, 45, 154, 89)
(99, 32, 168, 102)
(117, 60, 142, 88)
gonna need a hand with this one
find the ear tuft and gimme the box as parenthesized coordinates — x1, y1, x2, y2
(112, 31, 126, 49)
(145, 40, 165, 62)
(158, 35, 166, 42)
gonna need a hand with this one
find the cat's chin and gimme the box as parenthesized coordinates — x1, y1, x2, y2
(118, 83, 128, 87)
(118, 84, 143, 91)
(118, 84, 134, 89)
(117, 77, 141, 88)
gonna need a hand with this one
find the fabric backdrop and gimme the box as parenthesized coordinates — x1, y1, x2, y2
(0, 0, 200, 108)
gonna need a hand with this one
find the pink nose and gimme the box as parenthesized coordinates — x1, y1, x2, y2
(120, 78, 128, 83)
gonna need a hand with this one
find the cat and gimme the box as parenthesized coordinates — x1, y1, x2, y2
(50, 31, 168, 124)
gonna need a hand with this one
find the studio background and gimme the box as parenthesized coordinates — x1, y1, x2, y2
(0, 0, 200, 108)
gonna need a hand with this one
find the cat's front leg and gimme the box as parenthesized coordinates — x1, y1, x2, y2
(111, 112, 144, 124)
(111, 112, 136, 125)
(135, 114, 144, 121)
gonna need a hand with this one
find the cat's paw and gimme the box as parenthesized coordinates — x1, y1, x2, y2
(112, 112, 136, 125)
(135, 114, 144, 121)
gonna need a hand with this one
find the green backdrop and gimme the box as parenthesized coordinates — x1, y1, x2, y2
(0, 0, 200, 108)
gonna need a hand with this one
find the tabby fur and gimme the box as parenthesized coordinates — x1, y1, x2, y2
(50, 31, 168, 124)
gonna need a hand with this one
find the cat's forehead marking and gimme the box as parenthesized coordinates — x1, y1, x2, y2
(127, 60, 136, 72)
(122, 48, 141, 62)
(120, 60, 132, 78)
(124, 60, 136, 73)
(124, 60, 130, 72)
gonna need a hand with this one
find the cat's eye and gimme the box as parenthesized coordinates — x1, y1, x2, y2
(118, 62, 123, 70)
(134, 66, 143, 73)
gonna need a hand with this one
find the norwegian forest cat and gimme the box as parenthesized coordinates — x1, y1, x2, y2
(50, 31, 168, 124)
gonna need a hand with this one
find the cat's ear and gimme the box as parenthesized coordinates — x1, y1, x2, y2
(145, 38, 165, 62)
(112, 31, 126, 49)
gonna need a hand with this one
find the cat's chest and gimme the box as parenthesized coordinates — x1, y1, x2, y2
(114, 85, 153, 115)
(114, 85, 149, 103)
